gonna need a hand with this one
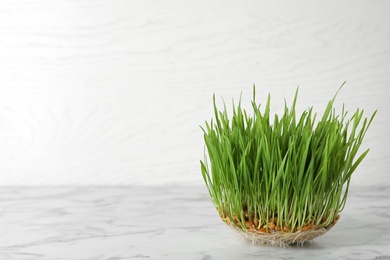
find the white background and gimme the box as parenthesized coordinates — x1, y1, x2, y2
(0, 0, 389, 186)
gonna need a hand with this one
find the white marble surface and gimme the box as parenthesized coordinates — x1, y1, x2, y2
(0, 185, 389, 260)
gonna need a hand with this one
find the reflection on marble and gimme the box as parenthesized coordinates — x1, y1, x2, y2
(0, 185, 389, 260)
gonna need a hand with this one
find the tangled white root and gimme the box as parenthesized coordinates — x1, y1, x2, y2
(228, 219, 338, 247)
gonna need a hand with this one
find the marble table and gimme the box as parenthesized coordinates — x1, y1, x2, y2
(0, 186, 389, 260)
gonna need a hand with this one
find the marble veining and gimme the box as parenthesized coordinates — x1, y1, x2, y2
(0, 185, 389, 260)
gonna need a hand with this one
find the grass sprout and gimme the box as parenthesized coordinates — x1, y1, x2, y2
(200, 83, 376, 235)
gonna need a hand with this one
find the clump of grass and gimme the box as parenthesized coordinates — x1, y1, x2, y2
(200, 83, 376, 244)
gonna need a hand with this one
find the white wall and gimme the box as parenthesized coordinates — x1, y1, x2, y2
(0, 0, 389, 186)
